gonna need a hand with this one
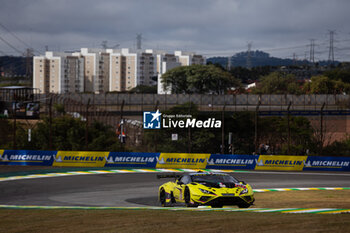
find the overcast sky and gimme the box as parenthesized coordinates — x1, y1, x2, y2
(0, 0, 350, 61)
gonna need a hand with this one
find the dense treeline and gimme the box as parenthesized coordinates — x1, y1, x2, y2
(252, 71, 350, 95)
(0, 116, 125, 152)
(160, 63, 350, 95)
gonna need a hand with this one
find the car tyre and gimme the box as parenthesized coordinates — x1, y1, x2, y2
(159, 189, 174, 207)
(184, 187, 198, 207)
(159, 189, 167, 207)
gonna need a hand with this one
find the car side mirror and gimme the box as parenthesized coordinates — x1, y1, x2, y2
(177, 181, 184, 185)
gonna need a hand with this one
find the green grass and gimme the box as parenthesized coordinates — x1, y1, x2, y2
(0, 191, 350, 233)
(0, 209, 349, 233)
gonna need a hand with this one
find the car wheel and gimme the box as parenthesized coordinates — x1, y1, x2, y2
(159, 189, 167, 207)
(184, 187, 198, 207)
(160, 189, 174, 207)
(170, 192, 176, 204)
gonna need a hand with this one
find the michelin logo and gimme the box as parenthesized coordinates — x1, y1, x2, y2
(207, 158, 255, 165)
(0, 153, 53, 161)
(53, 155, 63, 162)
(304, 160, 349, 167)
(143, 110, 161, 129)
(105, 156, 155, 164)
(0, 154, 9, 161)
(256, 159, 304, 166)
(156, 157, 166, 164)
(304, 160, 312, 167)
(255, 159, 264, 166)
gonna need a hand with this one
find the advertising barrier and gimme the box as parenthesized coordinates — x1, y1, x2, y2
(0, 149, 349, 171)
(156, 153, 210, 169)
(303, 156, 350, 171)
(206, 154, 258, 170)
(255, 155, 307, 171)
(0, 150, 56, 166)
(52, 151, 108, 167)
(105, 152, 159, 168)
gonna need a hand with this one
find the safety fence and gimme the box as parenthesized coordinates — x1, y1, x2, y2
(1, 150, 349, 172)
(41, 93, 350, 107)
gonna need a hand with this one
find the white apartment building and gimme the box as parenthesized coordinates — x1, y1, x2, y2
(108, 48, 158, 92)
(33, 48, 205, 94)
(33, 52, 84, 94)
(174, 51, 206, 66)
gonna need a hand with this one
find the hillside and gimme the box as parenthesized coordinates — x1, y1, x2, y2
(207, 50, 337, 68)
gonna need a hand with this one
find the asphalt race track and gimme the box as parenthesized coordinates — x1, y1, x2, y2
(0, 171, 350, 207)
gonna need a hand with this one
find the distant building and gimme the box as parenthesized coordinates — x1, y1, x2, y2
(33, 51, 84, 94)
(108, 48, 157, 92)
(33, 48, 205, 94)
(157, 51, 206, 94)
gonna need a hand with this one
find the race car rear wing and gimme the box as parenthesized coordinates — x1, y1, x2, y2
(156, 173, 181, 179)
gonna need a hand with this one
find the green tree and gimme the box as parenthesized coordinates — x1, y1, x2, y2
(229, 66, 273, 83)
(324, 66, 350, 83)
(303, 75, 350, 94)
(0, 119, 13, 149)
(16, 115, 124, 151)
(321, 136, 350, 156)
(229, 112, 255, 154)
(161, 65, 241, 94)
(252, 72, 302, 94)
(258, 116, 316, 155)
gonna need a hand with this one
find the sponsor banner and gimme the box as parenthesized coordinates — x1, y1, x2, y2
(156, 153, 210, 169)
(303, 156, 350, 171)
(105, 152, 159, 168)
(52, 151, 108, 167)
(0, 150, 56, 166)
(255, 155, 307, 171)
(206, 154, 258, 169)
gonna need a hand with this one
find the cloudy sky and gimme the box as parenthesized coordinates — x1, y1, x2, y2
(0, 0, 350, 61)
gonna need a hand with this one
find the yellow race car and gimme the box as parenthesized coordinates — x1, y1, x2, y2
(158, 171, 254, 208)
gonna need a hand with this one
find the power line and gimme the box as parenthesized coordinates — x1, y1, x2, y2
(0, 23, 31, 49)
(0, 22, 41, 55)
(0, 35, 23, 55)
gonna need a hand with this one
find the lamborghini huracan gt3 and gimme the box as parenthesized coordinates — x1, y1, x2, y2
(158, 171, 254, 208)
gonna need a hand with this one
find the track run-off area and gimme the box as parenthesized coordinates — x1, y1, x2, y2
(0, 168, 349, 214)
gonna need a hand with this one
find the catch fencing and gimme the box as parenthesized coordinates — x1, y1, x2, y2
(40, 93, 350, 112)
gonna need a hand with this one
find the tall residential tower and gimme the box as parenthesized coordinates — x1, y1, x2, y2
(33, 48, 205, 94)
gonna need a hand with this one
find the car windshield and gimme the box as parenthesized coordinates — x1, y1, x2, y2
(191, 174, 238, 183)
